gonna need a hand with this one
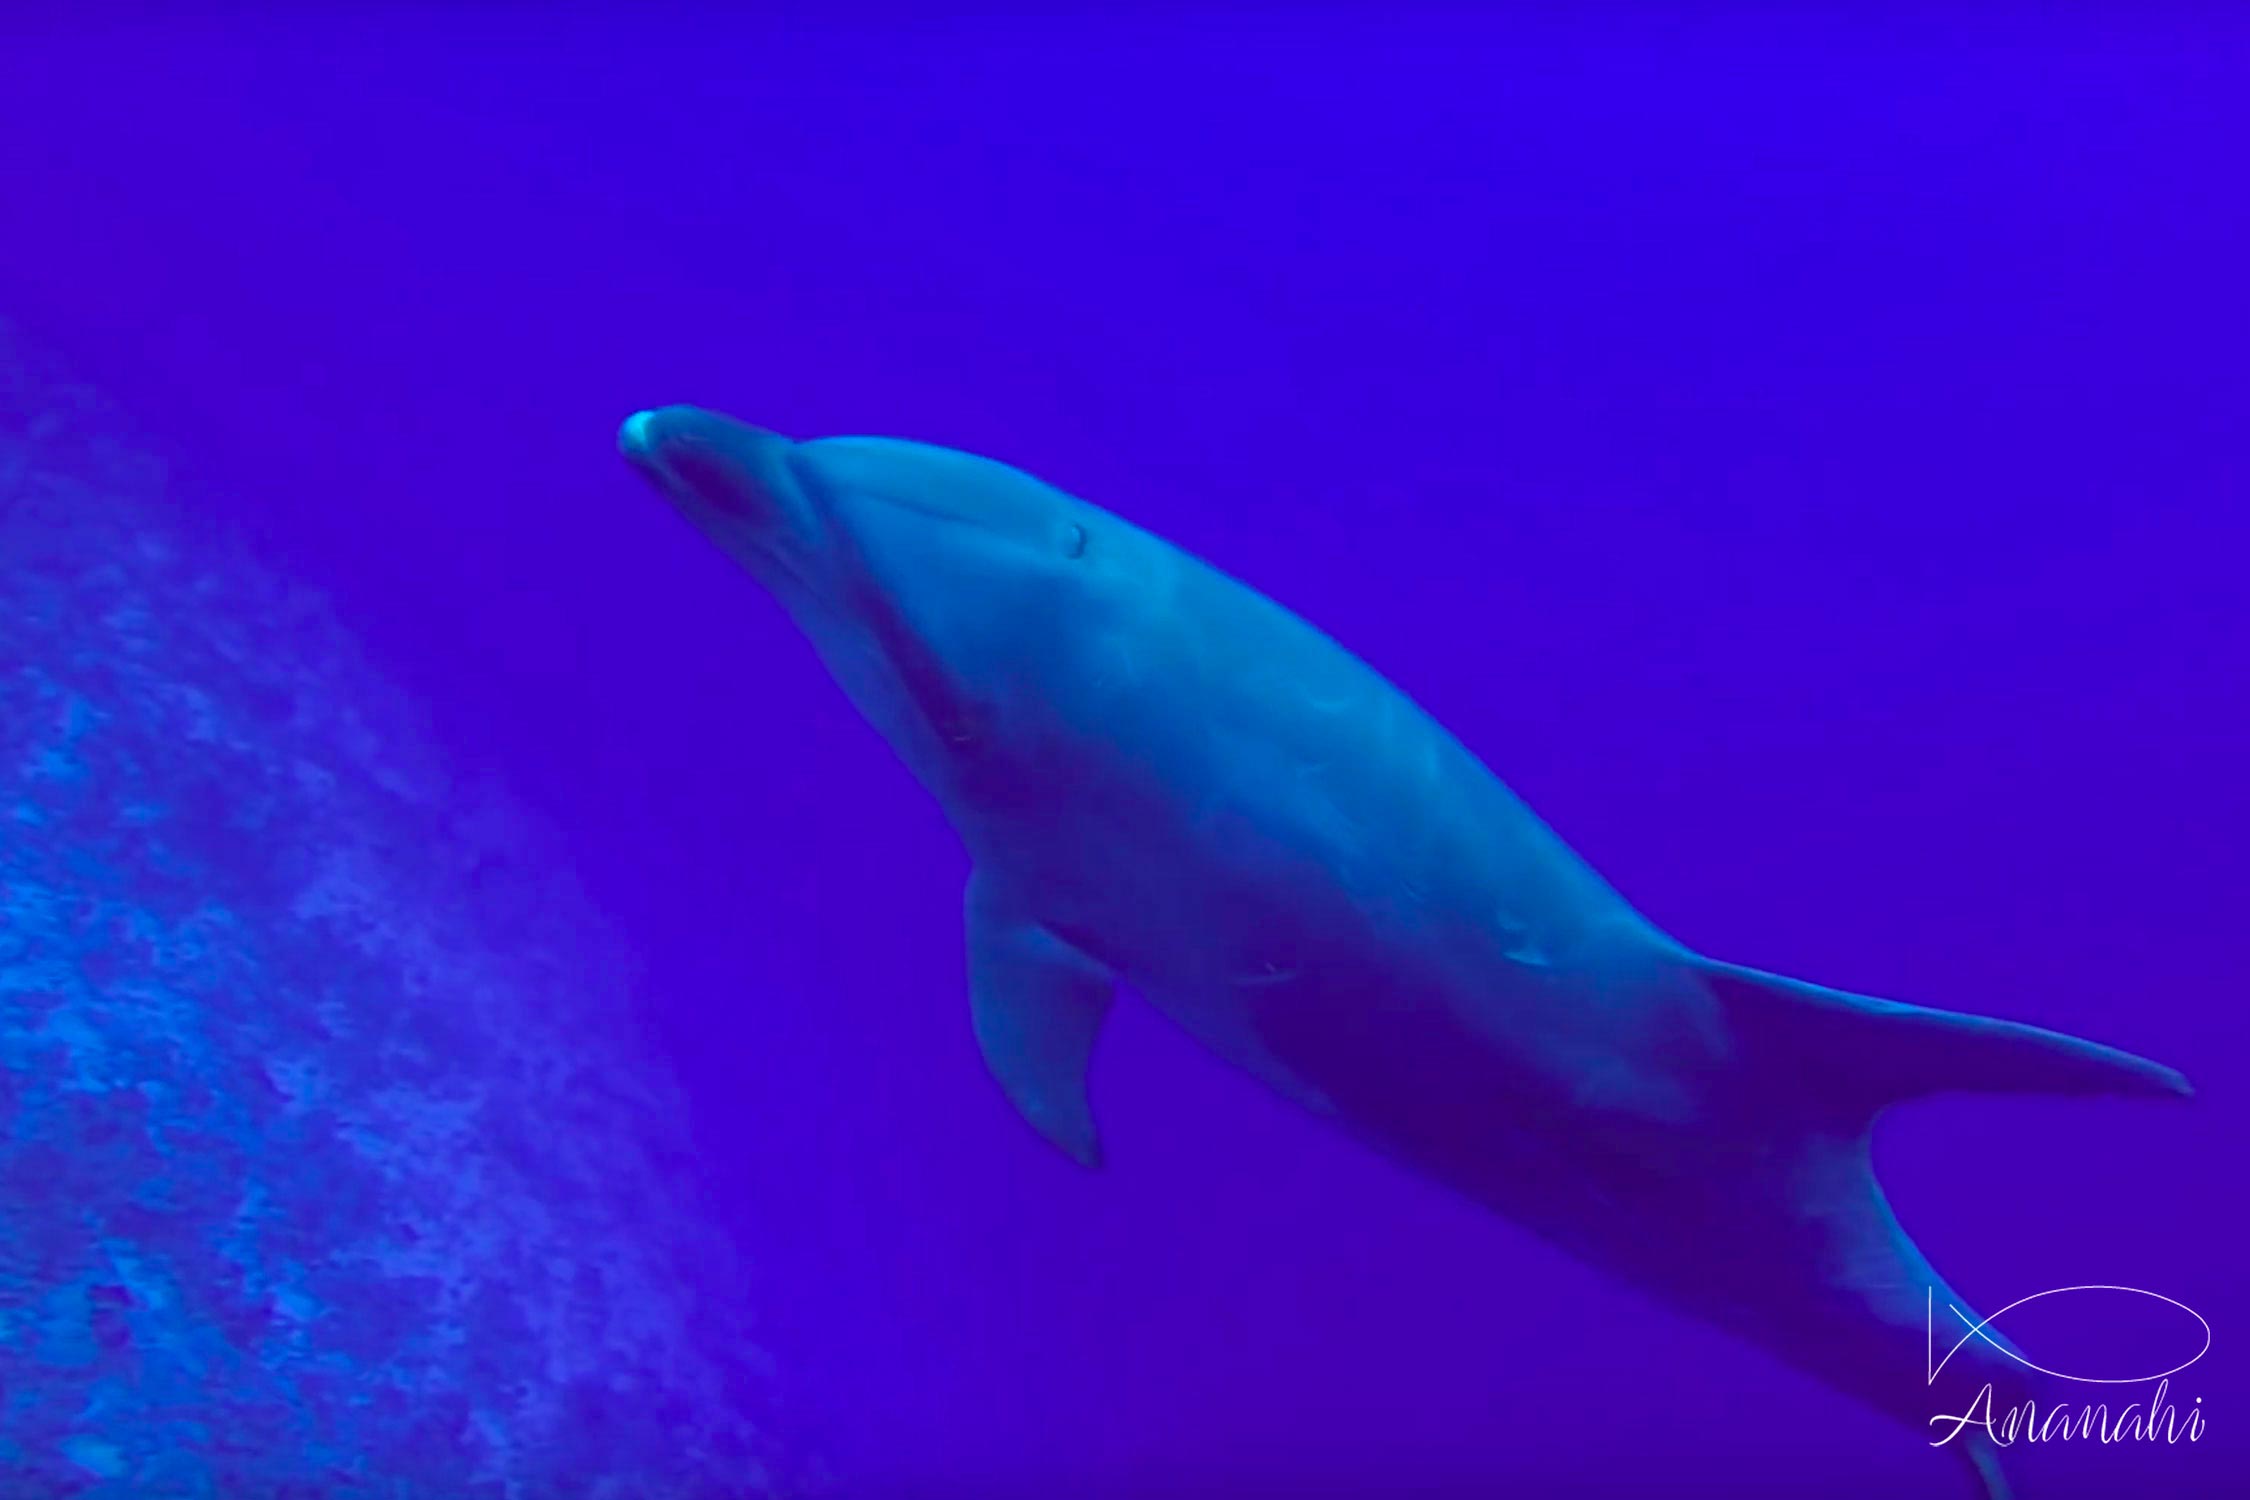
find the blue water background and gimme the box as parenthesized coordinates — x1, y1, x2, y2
(4, 12, 2242, 1496)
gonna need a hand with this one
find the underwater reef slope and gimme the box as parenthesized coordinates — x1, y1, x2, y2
(0, 326, 801, 1497)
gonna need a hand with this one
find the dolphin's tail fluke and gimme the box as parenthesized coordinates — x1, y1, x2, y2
(1638, 956, 2189, 1498)
(1694, 958, 2193, 1122)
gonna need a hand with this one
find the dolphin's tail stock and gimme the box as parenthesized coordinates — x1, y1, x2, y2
(1645, 1116, 2048, 1499)
(1645, 1121, 2027, 1497)
(1681, 957, 2194, 1499)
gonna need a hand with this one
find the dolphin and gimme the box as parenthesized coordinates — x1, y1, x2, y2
(617, 404, 2191, 1497)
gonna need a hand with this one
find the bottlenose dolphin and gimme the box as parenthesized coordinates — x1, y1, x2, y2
(618, 405, 2190, 1497)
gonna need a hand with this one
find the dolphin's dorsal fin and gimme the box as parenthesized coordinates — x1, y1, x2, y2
(965, 870, 1116, 1168)
(1696, 957, 2192, 1121)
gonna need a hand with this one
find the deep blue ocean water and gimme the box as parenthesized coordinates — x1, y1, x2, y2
(2, 11, 2243, 1497)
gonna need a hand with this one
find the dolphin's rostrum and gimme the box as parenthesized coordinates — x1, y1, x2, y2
(619, 404, 2191, 1498)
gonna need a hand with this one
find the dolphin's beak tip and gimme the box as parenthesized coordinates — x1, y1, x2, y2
(618, 408, 662, 460)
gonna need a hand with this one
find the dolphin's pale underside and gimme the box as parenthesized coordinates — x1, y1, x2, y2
(617, 405, 2192, 1498)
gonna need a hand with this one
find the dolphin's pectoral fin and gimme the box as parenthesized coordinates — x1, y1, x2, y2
(965, 870, 1115, 1168)
(1695, 956, 2193, 1123)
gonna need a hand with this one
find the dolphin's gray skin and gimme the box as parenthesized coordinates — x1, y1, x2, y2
(619, 405, 2190, 1498)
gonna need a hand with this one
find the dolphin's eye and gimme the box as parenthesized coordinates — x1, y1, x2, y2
(1060, 522, 1089, 559)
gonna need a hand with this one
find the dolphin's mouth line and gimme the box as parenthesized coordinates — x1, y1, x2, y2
(754, 443, 833, 599)
(627, 425, 826, 601)
(711, 503, 823, 604)
(720, 518, 819, 601)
